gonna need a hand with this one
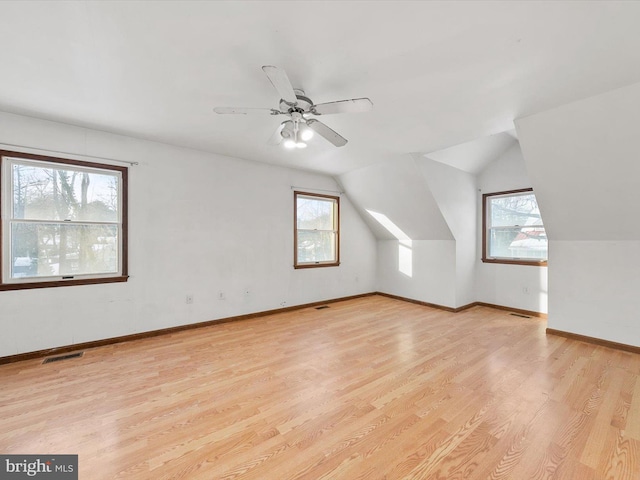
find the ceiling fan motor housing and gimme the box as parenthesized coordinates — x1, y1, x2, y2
(280, 93, 313, 114)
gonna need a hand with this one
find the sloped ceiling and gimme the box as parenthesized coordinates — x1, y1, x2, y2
(422, 132, 516, 174)
(339, 157, 453, 241)
(1, 2, 640, 175)
(517, 81, 640, 241)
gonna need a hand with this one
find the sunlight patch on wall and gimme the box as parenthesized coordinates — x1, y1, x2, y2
(398, 242, 412, 277)
(539, 265, 548, 313)
(367, 210, 413, 277)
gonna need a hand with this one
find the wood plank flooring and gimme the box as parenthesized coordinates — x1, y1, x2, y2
(1, 295, 639, 479)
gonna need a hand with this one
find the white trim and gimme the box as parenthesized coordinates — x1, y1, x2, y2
(0, 142, 138, 167)
(290, 186, 343, 195)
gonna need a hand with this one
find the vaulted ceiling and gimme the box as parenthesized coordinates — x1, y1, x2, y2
(1, 1, 640, 175)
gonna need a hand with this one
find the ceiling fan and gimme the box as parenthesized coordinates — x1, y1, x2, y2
(214, 66, 373, 149)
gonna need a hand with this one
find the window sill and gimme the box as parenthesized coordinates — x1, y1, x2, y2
(482, 258, 547, 267)
(294, 262, 340, 269)
(0, 275, 129, 291)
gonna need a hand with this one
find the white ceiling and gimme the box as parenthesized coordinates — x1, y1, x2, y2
(422, 132, 517, 174)
(1, 1, 640, 176)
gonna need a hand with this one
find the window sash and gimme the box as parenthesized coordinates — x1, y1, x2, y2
(486, 226, 547, 261)
(296, 230, 338, 260)
(487, 192, 543, 229)
(7, 221, 121, 280)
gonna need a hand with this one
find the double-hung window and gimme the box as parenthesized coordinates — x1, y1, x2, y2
(1, 150, 128, 289)
(294, 191, 339, 268)
(482, 188, 547, 266)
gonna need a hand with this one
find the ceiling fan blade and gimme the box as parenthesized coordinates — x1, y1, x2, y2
(312, 98, 373, 115)
(262, 65, 298, 104)
(268, 122, 286, 145)
(214, 107, 279, 115)
(306, 119, 348, 147)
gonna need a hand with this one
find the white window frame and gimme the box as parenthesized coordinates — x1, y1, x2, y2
(1, 150, 128, 290)
(294, 191, 340, 268)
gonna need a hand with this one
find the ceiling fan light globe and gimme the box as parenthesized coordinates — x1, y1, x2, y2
(300, 129, 314, 141)
(296, 142, 307, 149)
(283, 139, 296, 149)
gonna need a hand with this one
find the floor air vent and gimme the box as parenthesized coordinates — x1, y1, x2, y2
(510, 313, 531, 319)
(42, 352, 83, 364)
(315, 305, 330, 310)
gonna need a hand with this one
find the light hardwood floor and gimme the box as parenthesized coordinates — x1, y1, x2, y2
(1, 295, 639, 479)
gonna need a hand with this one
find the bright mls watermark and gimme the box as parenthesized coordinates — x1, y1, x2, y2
(0, 455, 77, 479)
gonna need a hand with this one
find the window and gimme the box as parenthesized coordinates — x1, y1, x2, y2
(482, 188, 547, 266)
(1, 150, 128, 290)
(294, 191, 339, 268)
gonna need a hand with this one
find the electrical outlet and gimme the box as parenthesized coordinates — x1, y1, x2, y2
(186, 294, 194, 304)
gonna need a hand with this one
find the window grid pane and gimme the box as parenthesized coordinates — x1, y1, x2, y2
(296, 197, 336, 230)
(489, 193, 543, 227)
(10, 222, 119, 278)
(488, 226, 547, 260)
(12, 162, 120, 222)
(297, 231, 337, 264)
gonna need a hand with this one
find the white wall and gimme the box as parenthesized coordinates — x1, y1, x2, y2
(339, 156, 459, 307)
(416, 157, 477, 307)
(0, 111, 377, 357)
(338, 139, 549, 313)
(476, 143, 548, 313)
(376, 240, 457, 308)
(517, 81, 640, 346)
(549, 241, 640, 345)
